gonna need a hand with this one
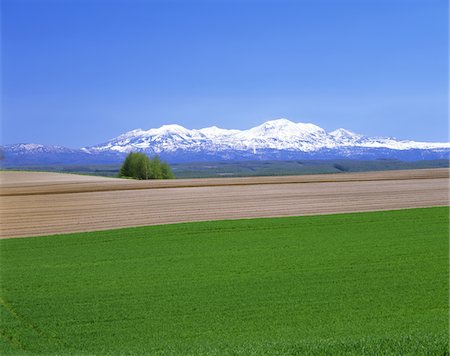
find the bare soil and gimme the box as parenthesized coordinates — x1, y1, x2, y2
(1, 169, 448, 238)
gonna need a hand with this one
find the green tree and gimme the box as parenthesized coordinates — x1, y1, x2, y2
(149, 156, 163, 179)
(160, 161, 175, 179)
(119, 152, 135, 178)
(119, 152, 174, 180)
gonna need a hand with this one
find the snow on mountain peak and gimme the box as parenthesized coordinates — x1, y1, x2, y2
(261, 118, 295, 127)
(329, 129, 364, 146)
(4, 143, 76, 153)
(153, 124, 189, 134)
(20, 143, 46, 150)
(246, 119, 324, 137)
(199, 126, 240, 137)
(330, 128, 361, 139)
(117, 129, 146, 139)
(252, 118, 321, 132)
(84, 118, 450, 154)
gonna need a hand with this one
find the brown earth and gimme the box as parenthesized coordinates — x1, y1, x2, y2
(1, 169, 448, 239)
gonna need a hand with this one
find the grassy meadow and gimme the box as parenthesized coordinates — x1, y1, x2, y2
(0, 207, 448, 354)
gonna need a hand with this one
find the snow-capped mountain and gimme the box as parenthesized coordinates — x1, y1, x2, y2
(0, 143, 119, 166)
(87, 118, 449, 154)
(1, 118, 449, 166)
(3, 143, 78, 154)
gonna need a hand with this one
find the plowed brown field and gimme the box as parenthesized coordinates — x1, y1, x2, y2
(1, 169, 448, 238)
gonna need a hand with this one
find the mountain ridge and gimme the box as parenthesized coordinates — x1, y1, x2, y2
(2, 118, 449, 166)
(87, 118, 450, 153)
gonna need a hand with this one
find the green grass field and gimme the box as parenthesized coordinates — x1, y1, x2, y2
(1, 207, 448, 354)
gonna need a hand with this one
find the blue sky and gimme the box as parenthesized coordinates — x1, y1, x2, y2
(2, 0, 448, 147)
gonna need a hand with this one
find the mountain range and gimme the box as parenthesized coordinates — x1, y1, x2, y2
(2, 119, 449, 166)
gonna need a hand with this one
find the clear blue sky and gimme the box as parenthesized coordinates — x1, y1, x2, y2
(2, 0, 448, 147)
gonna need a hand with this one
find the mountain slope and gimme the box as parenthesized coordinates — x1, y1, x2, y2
(87, 118, 449, 154)
(1, 119, 449, 166)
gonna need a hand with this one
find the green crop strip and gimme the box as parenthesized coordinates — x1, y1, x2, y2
(0, 207, 448, 354)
